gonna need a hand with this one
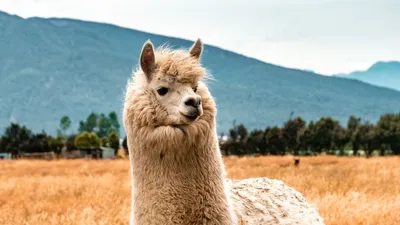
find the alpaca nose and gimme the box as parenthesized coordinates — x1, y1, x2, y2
(184, 97, 201, 108)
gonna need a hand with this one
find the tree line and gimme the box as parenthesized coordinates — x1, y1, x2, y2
(0, 111, 124, 158)
(219, 113, 400, 157)
(1, 112, 400, 158)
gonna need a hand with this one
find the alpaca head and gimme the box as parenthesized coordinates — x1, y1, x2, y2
(125, 39, 215, 128)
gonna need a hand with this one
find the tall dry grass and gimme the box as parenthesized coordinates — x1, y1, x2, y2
(0, 156, 399, 225)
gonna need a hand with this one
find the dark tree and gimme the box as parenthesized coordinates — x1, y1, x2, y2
(66, 134, 78, 151)
(376, 113, 400, 155)
(0, 123, 32, 158)
(332, 124, 347, 152)
(23, 131, 51, 153)
(265, 126, 285, 155)
(355, 123, 378, 157)
(108, 111, 121, 136)
(299, 121, 315, 152)
(246, 129, 266, 155)
(229, 127, 238, 142)
(347, 115, 362, 151)
(78, 121, 86, 134)
(58, 115, 71, 137)
(78, 112, 99, 133)
(237, 124, 248, 143)
(281, 117, 306, 155)
(310, 117, 342, 153)
(108, 132, 120, 156)
(49, 136, 64, 156)
(78, 111, 120, 138)
(222, 122, 250, 156)
(97, 113, 112, 138)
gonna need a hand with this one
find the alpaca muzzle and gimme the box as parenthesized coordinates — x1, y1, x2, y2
(181, 95, 202, 120)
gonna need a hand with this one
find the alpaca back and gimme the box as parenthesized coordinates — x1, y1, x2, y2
(228, 178, 325, 225)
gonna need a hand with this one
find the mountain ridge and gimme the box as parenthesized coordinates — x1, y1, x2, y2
(335, 61, 400, 91)
(1, 11, 400, 136)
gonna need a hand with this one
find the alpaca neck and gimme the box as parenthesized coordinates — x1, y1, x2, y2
(128, 129, 235, 225)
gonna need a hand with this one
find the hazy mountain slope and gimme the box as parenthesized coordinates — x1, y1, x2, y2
(335, 61, 400, 91)
(1, 11, 400, 136)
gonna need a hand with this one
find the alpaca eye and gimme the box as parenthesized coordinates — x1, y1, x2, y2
(193, 86, 198, 93)
(157, 87, 169, 96)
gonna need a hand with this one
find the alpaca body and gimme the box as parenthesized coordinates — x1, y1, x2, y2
(123, 39, 324, 225)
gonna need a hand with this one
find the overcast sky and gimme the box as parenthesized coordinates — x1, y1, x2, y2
(1, 0, 399, 74)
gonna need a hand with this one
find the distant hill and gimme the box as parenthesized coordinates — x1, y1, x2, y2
(1, 11, 400, 136)
(335, 61, 400, 91)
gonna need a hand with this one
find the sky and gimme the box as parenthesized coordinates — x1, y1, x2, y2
(1, 0, 399, 74)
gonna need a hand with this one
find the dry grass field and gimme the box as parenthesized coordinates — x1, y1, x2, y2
(0, 155, 399, 225)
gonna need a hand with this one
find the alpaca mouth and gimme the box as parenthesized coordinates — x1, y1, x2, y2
(181, 112, 199, 121)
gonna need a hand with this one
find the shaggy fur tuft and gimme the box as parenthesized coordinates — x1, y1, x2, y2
(123, 39, 325, 225)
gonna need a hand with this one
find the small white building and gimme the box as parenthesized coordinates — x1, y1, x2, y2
(0, 152, 11, 160)
(61, 147, 115, 159)
(100, 147, 115, 159)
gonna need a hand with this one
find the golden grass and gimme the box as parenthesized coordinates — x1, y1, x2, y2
(0, 156, 399, 225)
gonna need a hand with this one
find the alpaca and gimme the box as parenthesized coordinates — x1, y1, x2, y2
(122, 39, 325, 225)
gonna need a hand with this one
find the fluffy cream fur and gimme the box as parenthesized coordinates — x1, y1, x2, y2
(123, 39, 325, 225)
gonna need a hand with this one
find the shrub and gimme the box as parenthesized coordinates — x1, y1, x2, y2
(74, 132, 100, 149)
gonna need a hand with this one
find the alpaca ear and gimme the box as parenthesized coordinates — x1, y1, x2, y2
(140, 40, 155, 81)
(189, 38, 203, 60)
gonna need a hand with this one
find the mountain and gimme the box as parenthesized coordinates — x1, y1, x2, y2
(1, 11, 400, 136)
(335, 61, 400, 91)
